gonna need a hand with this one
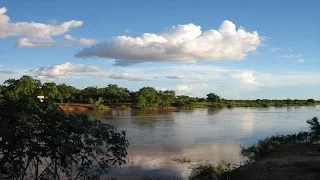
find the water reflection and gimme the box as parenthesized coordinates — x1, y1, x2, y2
(83, 105, 320, 179)
(110, 142, 243, 179)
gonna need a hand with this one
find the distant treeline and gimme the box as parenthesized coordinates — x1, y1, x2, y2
(0, 75, 317, 109)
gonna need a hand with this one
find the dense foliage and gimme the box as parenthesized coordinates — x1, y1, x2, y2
(0, 94, 128, 179)
(0, 76, 317, 109)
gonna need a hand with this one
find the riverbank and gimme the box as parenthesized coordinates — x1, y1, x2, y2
(59, 101, 317, 112)
(58, 103, 180, 112)
(231, 144, 320, 180)
(59, 103, 92, 111)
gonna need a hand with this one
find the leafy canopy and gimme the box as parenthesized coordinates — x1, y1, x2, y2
(0, 95, 128, 179)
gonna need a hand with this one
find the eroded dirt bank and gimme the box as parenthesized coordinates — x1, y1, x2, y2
(231, 144, 320, 180)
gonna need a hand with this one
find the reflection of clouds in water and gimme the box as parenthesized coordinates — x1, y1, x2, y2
(240, 112, 254, 134)
(84, 106, 320, 179)
(117, 142, 243, 178)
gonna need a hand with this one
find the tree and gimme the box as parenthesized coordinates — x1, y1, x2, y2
(81, 86, 103, 102)
(40, 82, 60, 99)
(135, 95, 148, 109)
(135, 87, 158, 108)
(157, 90, 176, 108)
(207, 93, 221, 103)
(103, 84, 129, 101)
(0, 95, 128, 179)
(307, 99, 316, 103)
(57, 83, 76, 103)
(2, 76, 41, 100)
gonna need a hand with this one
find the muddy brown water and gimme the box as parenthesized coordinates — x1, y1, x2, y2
(83, 105, 320, 179)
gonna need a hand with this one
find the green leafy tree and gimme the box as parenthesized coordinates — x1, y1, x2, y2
(40, 82, 60, 99)
(103, 84, 129, 100)
(173, 95, 195, 108)
(135, 87, 158, 108)
(57, 83, 76, 103)
(157, 90, 176, 108)
(206, 93, 221, 103)
(135, 95, 148, 109)
(2, 76, 41, 99)
(81, 86, 103, 102)
(0, 96, 128, 179)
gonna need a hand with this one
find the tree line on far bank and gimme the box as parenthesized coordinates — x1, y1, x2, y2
(0, 75, 317, 109)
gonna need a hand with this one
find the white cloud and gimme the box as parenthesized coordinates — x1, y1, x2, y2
(75, 20, 262, 66)
(231, 72, 262, 87)
(27, 62, 148, 81)
(16, 35, 98, 47)
(0, 70, 14, 74)
(176, 84, 192, 91)
(64, 34, 76, 41)
(166, 74, 186, 79)
(279, 54, 301, 58)
(271, 47, 281, 52)
(16, 37, 55, 47)
(0, 7, 98, 48)
(258, 73, 320, 87)
(175, 83, 209, 96)
(78, 38, 99, 46)
(21, 63, 320, 99)
(108, 72, 148, 81)
(0, 7, 82, 38)
(28, 62, 102, 79)
(0, 64, 15, 74)
(297, 59, 304, 63)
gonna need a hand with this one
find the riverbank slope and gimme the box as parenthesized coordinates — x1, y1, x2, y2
(231, 144, 320, 180)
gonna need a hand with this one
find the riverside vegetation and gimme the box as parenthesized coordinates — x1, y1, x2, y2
(0, 76, 317, 110)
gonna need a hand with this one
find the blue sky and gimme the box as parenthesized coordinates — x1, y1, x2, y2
(0, 0, 319, 99)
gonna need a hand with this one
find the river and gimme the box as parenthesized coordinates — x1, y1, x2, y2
(84, 105, 320, 179)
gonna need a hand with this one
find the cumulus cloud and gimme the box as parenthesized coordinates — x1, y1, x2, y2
(75, 20, 262, 66)
(16, 37, 55, 47)
(0, 7, 98, 48)
(0, 7, 82, 38)
(231, 72, 261, 86)
(27, 62, 148, 81)
(175, 83, 209, 96)
(78, 38, 99, 46)
(28, 62, 102, 79)
(16, 35, 98, 47)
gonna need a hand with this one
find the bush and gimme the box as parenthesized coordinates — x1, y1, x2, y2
(89, 97, 108, 110)
(0, 97, 128, 179)
(189, 161, 234, 180)
(241, 137, 280, 162)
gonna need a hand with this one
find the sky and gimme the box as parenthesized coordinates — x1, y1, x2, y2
(0, 0, 319, 99)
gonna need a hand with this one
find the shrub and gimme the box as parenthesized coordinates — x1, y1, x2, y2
(0, 97, 128, 179)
